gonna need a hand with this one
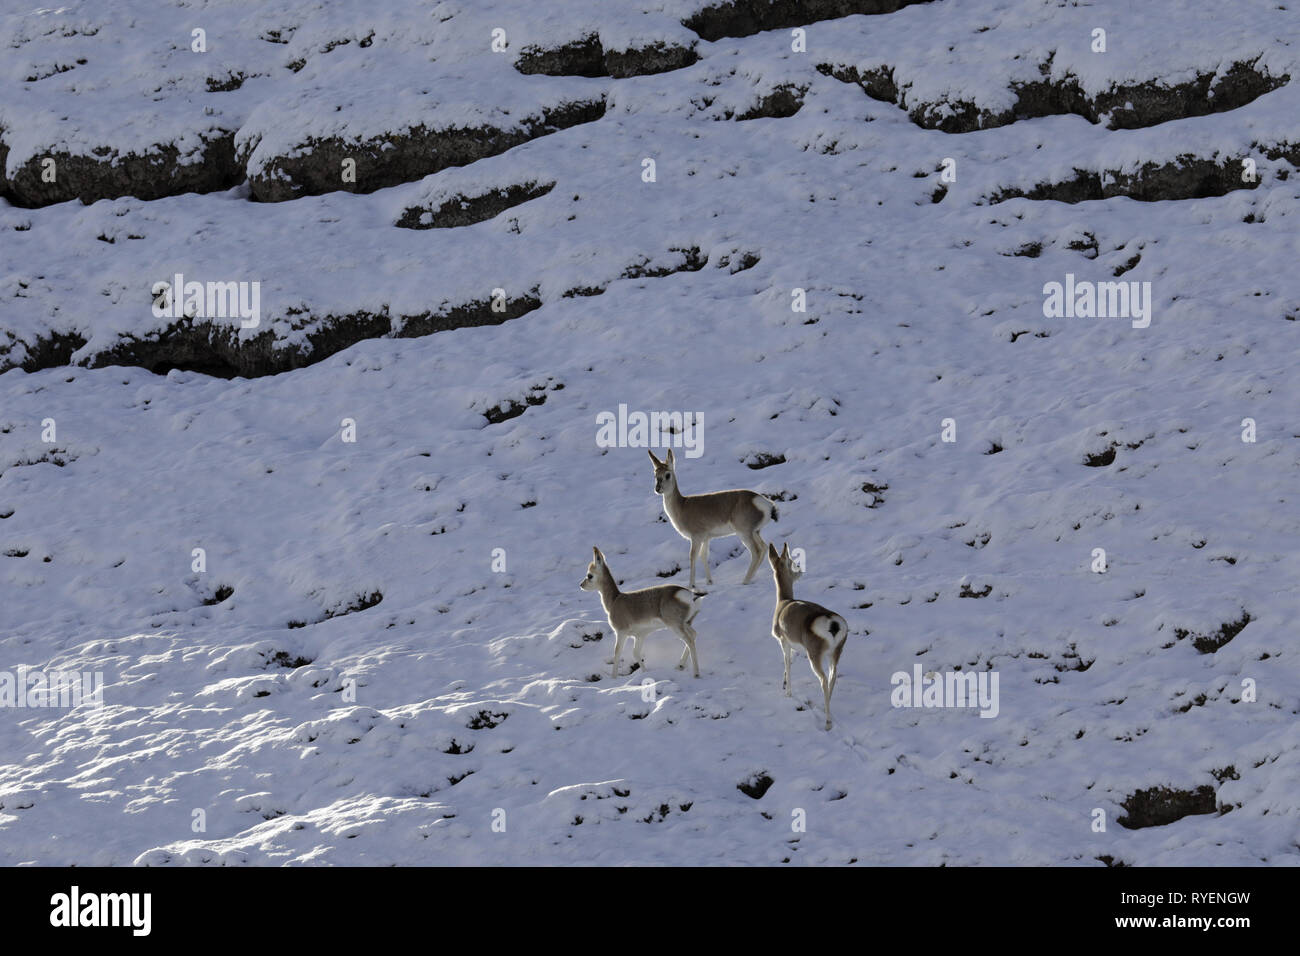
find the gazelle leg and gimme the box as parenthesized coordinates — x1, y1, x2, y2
(781, 638, 793, 696)
(632, 633, 646, 671)
(741, 531, 765, 584)
(611, 631, 627, 678)
(688, 540, 700, 590)
(679, 622, 700, 678)
(808, 651, 832, 730)
(701, 539, 713, 585)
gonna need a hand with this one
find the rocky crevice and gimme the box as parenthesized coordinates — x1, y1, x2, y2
(820, 58, 1288, 134)
(515, 34, 698, 79)
(2, 330, 89, 373)
(69, 293, 543, 378)
(244, 97, 606, 202)
(3, 133, 243, 208)
(989, 154, 1264, 205)
(396, 180, 556, 229)
(684, 0, 926, 42)
(3, 242, 727, 376)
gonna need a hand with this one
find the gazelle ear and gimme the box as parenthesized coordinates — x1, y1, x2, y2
(592, 546, 603, 562)
(665, 447, 675, 466)
(780, 543, 790, 560)
(648, 450, 662, 466)
(768, 542, 779, 564)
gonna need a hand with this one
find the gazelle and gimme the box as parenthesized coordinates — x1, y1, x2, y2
(768, 543, 848, 730)
(580, 547, 703, 678)
(648, 448, 778, 589)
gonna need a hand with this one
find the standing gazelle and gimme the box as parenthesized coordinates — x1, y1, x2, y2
(648, 448, 778, 589)
(580, 547, 703, 678)
(768, 543, 848, 730)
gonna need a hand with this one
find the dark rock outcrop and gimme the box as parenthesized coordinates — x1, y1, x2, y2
(1118, 785, 1217, 829)
(516, 35, 698, 79)
(67, 293, 543, 378)
(245, 98, 606, 202)
(4, 132, 242, 208)
(685, 0, 921, 42)
(396, 180, 555, 229)
(990, 155, 1263, 205)
(821, 58, 1288, 133)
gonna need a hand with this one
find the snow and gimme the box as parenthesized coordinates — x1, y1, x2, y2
(1, 0, 1298, 865)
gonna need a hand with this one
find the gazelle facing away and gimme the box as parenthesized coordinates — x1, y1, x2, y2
(768, 543, 848, 730)
(580, 547, 702, 678)
(648, 448, 778, 589)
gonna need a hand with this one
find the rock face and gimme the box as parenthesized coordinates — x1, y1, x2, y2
(6, 330, 88, 373)
(77, 294, 546, 378)
(516, 35, 699, 79)
(735, 84, 808, 120)
(990, 155, 1263, 205)
(3, 133, 243, 208)
(684, 0, 919, 42)
(244, 98, 606, 202)
(396, 180, 556, 230)
(821, 58, 1289, 133)
(1118, 785, 1217, 829)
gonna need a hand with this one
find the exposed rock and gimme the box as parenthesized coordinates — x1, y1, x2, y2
(391, 292, 543, 339)
(736, 84, 807, 120)
(4, 330, 89, 373)
(817, 62, 898, 104)
(1175, 611, 1251, 654)
(63, 292, 541, 378)
(4, 133, 242, 208)
(604, 41, 700, 79)
(245, 98, 606, 202)
(1084, 446, 1116, 467)
(484, 388, 548, 424)
(822, 57, 1288, 133)
(396, 180, 555, 230)
(515, 34, 605, 77)
(0, 238, 730, 377)
(685, 0, 919, 42)
(745, 452, 785, 469)
(990, 155, 1263, 205)
(516, 34, 698, 78)
(737, 770, 774, 799)
(206, 72, 250, 92)
(1118, 784, 1216, 829)
(621, 246, 707, 278)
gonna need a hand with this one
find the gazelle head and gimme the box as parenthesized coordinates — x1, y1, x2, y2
(767, 542, 802, 591)
(648, 448, 677, 495)
(580, 546, 607, 591)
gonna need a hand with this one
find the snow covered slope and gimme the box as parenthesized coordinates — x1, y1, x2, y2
(0, 0, 1297, 865)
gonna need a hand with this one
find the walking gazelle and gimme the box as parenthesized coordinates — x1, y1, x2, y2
(767, 542, 848, 730)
